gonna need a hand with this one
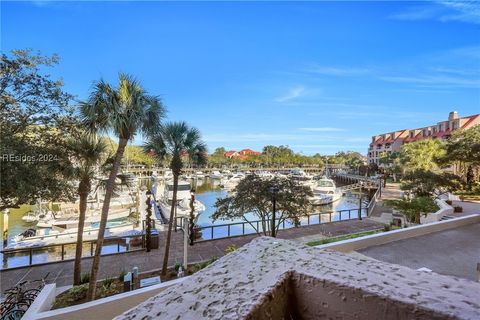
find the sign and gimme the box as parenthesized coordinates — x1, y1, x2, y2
(140, 276, 161, 288)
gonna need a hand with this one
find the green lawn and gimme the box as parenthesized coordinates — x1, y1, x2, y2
(306, 229, 383, 247)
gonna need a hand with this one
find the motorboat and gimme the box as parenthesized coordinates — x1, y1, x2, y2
(157, 180, 206, 220)
(289, 169, 312, 181)
(220, 173, 244, 190)
(163, 170, 174, 181)
(194, 171, 205, 179)
(209, 171, 223, 179)
(309, 177, 342, 205)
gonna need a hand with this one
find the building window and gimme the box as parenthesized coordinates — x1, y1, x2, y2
(452, 121, 458, 129)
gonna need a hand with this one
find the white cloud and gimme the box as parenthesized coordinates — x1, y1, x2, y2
(302, 65, 370, 77)
(275, 86, 306, 102)
(390, 1, 480, 24)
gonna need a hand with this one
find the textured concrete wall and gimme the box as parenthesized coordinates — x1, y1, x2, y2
(116, 237, 480, 320)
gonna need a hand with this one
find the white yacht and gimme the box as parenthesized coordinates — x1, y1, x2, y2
(220, 173, 244, 190)
(209, 170, 222, 179)
(194, 171, 205, 179)
(163, 169, 174, 181)
(157, 181, 205, 221)
(309, 177, 342, 205)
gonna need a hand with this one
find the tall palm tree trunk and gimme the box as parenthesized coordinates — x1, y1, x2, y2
(73, 178, 90, 285)
(87, 138, 128, 300)
(162, 172, 178, 275)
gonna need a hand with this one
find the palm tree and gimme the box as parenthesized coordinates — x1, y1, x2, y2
(144, 121, 207, 275)
(69, 133, 108, 286)
(81, 73, 165, 300)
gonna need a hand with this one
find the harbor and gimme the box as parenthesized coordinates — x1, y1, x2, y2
(0, 170, 377, 270)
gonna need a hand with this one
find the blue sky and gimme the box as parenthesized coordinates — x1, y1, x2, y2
(2, 1, 479, 155)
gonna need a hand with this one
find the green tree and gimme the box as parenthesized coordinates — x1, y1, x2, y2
(442, 125, 480, 187)
(401, 169, 462, 198)
(144, 122, 207, 275)
(81, 74, 165, 300)
(0, 49, 77, 210)
(385, 196, 439, 224)
(398, 139, 446, 172)
(213, 175, 313, 236)
(69, 134, 108, 286)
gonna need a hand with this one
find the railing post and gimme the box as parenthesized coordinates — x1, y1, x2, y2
(242, 223, 245, 235)
(29, 248, 33, 265)
(211, 227, 214, 240)
(117, 239, 120, 252)
(329, 212, 332, 222)
(228, 224, 230, 237)
(90, 242, 94, 256)
(61, 244, 64, 261)
(282, 220, 285, 229)
(307, 215, 310, 225)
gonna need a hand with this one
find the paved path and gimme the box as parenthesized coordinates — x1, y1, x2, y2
(370, 182, 403, 218)
(0, 219, 382, 292)
(358, 222, 480, 281)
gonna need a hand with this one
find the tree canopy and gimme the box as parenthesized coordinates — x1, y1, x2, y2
(0, 49, 78, 210)
(213, 175, 313, 236)
(398, 139, 446, 172)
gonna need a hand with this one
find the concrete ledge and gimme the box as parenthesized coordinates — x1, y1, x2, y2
(315, 214, 480, 252)
(23, 284, 57, 320)
(115, 237, 480, 320)
(420, 198, 454, 224)
(28, 277, 187, 320)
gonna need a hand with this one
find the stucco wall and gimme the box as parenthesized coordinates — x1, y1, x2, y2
(115, 237, 480, 320)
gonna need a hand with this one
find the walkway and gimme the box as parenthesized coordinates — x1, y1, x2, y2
(358, 222, 480, 281)
(370, 182, 403, 218)
(0, 219, 383, 292)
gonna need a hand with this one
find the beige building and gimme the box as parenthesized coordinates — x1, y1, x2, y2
(368, 111, 480, 165)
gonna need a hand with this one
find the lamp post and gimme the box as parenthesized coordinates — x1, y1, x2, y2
(268, 186, 279, 237)
(189, 190, 196, 246)
(145, 191, 152, 252)
(358, 181, 363, 220)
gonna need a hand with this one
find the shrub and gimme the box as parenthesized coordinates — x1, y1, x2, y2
(118, 270, 127, 282)
(97, 283, 117, 298)
(174, 262, 183, 272)
(383, 224, 391, 232)
(445, 200, 453, 205)
(454, 206, 463, 213)
(103, 276, 114, 288)
(80, 273, 90, 284)
(224, 244, 238, 253)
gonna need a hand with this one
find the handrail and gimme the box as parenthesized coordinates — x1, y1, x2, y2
(1, 233, 145, 255)
(367, 186, 382, 217)
(193, 208, 366, 242)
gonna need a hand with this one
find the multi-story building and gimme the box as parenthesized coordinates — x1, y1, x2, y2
(367, 111, 480, 165)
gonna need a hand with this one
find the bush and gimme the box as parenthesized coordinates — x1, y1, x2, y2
(118, 270, 127, 282)
(445, 200, 453, 205)
(97, 283, 117, 298)
(454, 206, 463, 213)
(383, 224, 391, 232)
(224, 244, 238, 253)
(174, 262, 183, 272)
(103, 276, 114, 287)
(80, 273, 90, 284)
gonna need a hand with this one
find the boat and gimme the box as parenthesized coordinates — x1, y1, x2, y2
(157, 180, 206, 220)
(309, 177, 342, 205)
(163, 170, 174, 181)
(289, 169, 312, 181)
(220, 173, 244, 190)
(209, 171, 222, 179)
(194, 171, 205, 179)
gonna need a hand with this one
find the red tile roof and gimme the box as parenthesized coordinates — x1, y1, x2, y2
(461, 114, 480, 129)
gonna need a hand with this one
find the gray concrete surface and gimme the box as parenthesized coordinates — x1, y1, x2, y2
(358, 223, 480, 281)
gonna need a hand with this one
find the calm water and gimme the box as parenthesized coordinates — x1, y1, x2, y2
(1, 176, 369, 269)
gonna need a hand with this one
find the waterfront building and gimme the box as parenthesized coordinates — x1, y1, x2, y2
(223, 149, 261, 159)
(368, 111, 480, 165)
